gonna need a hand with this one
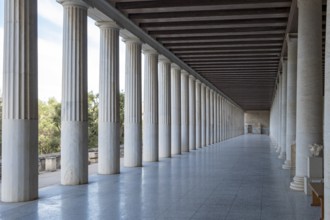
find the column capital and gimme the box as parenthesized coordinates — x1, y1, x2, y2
(189, 75, 196, 80)
(57, 0, 90, 8)
(171, 63, 180, 70)
(181, 70, 189, 76)
(286, 33, 298, 41)
(142, 44, 158, 55)
(196, 79, 201, 85)
(121, 29, 142, 44)
(95, 21, 120, 29)
(159, 55, 171, 64)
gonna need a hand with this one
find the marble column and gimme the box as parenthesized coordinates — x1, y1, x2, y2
(201, 84, 206, 147)
(209, 91, 214, 144)
(214, 93, 218, 142)
(171, 63, 181, 155)
(195, 80, 202, 148)
(158, 56, 171, 158)
(290, 0, 322, 191)
(143, 47, 159, 161)
(279, 58, 287, 159)
(97, 21, 120, 174)
(219, 96, 223, 141)
(324, 1, 330, 216)
(181, 70, 189, 152)
(60, 0, 89, 185)
(189, 76, 196, 151)
(124, 36, 143, 167)
(276, 75, 282, 153)
(205, 87, 210, 145)
(283, 34, 297, 169)
(1, 0, 38, 202)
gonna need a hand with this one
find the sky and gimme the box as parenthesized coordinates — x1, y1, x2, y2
(0, 0, 131, 101)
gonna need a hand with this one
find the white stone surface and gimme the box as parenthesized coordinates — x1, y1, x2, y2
(158, 56, 171, 158)
(97, 21, 120, 174)
(283, 34, 297, 170)
(209, 91, 214, 144)
(124, 37, 143, 167)
(201, 84, 206, 147)
(324, 0, 330, 217)
(205, 87, 210, 145)
(1, 0, 38, 202)
(279, 59, 287, 159)
(189, 76, 196, 151)
(291, 0, 323, 191)
(60, 1, 88, 185)
(171, 64, 181, 155)
(45, 157, 57, 172)
(143, 48, 159, 161)
(195, 80, 201, 148)
(181, 70, 189, 152)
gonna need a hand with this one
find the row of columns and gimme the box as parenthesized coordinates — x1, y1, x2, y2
(270, 0, 330, 218)
(1, 0, 244, 202)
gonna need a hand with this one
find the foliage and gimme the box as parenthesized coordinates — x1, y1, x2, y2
(88, 92, 99, 149)
(38, 98, 61, 154)
(1, 91, 123, 155)
(119, 91, 125, 144)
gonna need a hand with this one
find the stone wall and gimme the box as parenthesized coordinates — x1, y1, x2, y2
(244, 110, 270, 135)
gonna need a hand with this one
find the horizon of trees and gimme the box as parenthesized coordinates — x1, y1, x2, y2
(0, 91, 125, 155)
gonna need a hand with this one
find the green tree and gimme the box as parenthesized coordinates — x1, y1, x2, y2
(119, 91, 125, 144)
(38, 98, 61, 154)
(88, 91, 99, 149)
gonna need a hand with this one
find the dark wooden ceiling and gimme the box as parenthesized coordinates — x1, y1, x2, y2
(107, 0, 295, 110)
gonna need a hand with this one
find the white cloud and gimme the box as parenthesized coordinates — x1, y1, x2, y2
(38, 0, 63, 28)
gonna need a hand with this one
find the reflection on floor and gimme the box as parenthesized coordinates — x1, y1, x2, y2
(0, 135, 320, 220)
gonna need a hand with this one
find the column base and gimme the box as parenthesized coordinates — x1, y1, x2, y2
(282, 160, 292, 169)
(275, 146, 281, 153)
(290, 176, 304, 191)
(278, 152, 285, 159)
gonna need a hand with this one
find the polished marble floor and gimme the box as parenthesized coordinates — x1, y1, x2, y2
(0, 135, 320, 220)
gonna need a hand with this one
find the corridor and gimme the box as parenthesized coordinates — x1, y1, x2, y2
(0, 135, 320, 220)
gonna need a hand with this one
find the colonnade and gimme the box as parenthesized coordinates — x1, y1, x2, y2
(270, 0, 330, 218)
(1, 0, 244, 202)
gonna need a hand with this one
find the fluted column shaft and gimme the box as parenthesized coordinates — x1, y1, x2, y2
(195, 80, 201, 148)
(205, 87, 210, 145)
(201, 84, 206, 147)
(280, 59, 287, 159)
(97, 21, 120, 174)
(124, 39, 142, 167)
(60, 1, 88, 185)
(189, 76, 196, 151)
(158, 57, 171, 158)
(143, 49, 159, 161)
(210, 91, 214, 144)
(214, 93, 218, 142)
(2, 0, 38, 202)
(283, 34, 297, 169)
(171, 64, 181, 155)
(181, 71, 189, 152)
(324, 1, 330, 216)
(291, 0, 322, 191)
(220, 96, 223, 141)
